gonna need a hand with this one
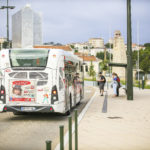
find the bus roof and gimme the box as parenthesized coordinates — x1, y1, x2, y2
(1, 48, 81, 63)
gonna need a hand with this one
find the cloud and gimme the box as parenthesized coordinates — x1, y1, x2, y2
(0, 0, 149, 44)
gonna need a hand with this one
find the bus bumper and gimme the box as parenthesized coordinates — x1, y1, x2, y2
(3, 105, 55, 113)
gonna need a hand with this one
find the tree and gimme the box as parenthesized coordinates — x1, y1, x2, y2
(2, 41, 11, 49)
(105, 43, 113, 48)
(132, 51, 138, 68)
(88, 61, 96, 80)
(74, 50, 78, 53)
(144, 43, 150, 48)
(132, 47, 150, 76)
(70, 45, 75, 49)
(83, 46, 88, 49)
(96, 52, 113, 61)
(99, 60, 108, 72)
(139, 48, 150, 74)
(96, 52, 104, 60)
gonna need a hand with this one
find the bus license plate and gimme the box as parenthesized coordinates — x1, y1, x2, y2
(21, 107, 36, 111)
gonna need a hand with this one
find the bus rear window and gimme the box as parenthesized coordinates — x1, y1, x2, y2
(10, 49, 49, 68)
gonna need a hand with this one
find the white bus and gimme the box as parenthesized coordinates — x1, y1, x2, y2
(0, 48, 84, 115)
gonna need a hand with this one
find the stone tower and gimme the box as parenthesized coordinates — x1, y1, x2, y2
(12, 4, 42, 48)
(112, 31, 127, 79)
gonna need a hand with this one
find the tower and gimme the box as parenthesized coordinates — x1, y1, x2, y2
(112, 31, 127, 79)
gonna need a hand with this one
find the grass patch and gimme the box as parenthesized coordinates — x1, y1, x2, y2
(84, 78, 96, 81)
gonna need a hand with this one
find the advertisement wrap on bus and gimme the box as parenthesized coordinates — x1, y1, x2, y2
(9, 80, 36, 102)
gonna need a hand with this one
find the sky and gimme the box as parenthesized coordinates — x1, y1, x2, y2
(0, 0, 150, 45)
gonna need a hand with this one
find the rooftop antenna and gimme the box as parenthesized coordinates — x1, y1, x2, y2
(109, 25, 112, 76)
(137, 20, 140, 81)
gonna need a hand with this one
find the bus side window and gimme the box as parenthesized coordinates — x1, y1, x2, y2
(59, 67, 63, 78)
(85, 66, 88, 72)
(59, 77, 63, 90)
(80, 65, 83, 72)
(59, 67, 64, 90)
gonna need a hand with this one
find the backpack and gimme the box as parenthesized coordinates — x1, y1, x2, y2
(102, 75, 106, 83)
(117, 77, 120, 88)
(104, 76, 106, 83)
(117, 77, 120, 83)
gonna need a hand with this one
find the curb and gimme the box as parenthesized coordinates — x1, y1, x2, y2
(54, 91, 97, 150)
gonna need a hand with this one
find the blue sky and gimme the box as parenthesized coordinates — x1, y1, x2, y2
(0, 0, 150, 45)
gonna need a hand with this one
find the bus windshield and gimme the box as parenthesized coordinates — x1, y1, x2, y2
(10, 49, 49, 68)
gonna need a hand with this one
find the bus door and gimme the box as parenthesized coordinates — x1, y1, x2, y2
(73, 75, 77, 106)
(64, 77, 69, 110)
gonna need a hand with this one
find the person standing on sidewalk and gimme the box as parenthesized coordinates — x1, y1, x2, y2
(111, 72, 121, 97)
(98, 72, 106, 96)
(116, 73, 121, 96)
(111, 73, 118, 97)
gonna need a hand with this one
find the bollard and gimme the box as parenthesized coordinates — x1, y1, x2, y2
(60, 125, 64, 150)
(107, 82, 108, 90)
(142, 76, 145, 89)
(139, 80, 140, 89)
(75, 109, 78, 150)
(142, 80, 145, 89)
(68, 116, 72, 150)
(46, 140, 52, 150)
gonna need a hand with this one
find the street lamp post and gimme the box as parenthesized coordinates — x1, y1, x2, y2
(0, 0, 15, 48)
(127, 0, 133, 100)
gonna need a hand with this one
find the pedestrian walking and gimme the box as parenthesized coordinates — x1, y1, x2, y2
(98, 72, 106, 96)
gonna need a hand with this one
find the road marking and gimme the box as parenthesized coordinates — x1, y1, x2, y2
(54, 91, 97, 150)
(102, 92, 108, 113)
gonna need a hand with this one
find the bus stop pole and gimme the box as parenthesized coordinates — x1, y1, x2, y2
(127, 0, 133, 100)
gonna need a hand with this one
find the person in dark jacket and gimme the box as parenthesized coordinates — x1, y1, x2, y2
(98, 72, 106, 96)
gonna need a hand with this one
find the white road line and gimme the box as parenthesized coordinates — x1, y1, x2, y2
(54, 91, 97, 150)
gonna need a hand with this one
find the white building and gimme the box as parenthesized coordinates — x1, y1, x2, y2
(90, 48, 105, 56)
(12, 4, 42, 48)
(88, 38, 104, 48)
(74, 53, 101, 79)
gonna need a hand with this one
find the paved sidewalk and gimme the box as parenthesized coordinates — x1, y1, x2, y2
(76, 87, 150, 150)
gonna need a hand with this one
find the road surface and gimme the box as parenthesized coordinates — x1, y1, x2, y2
(0, 86, 96, 150)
